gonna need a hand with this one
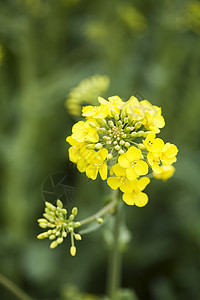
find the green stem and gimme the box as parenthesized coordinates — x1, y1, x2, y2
(0, 272, 33, 300)
(78, 197, 118, 227)
(107, 196, 123, 300)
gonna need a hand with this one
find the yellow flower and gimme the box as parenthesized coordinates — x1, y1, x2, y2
(161, 143, 178, 166)
(71, 121, 99, 143)
(66, 136, 86, 163)
(98, 96, 124, 117)
(140, 100, 165, 133)
(122, 177, 150, 207)
(153, 165, 175, 181)
(147, 152, 162, 173)
(123, 96, 144, 121)
(107, 164, 135, 193)
(143, 132, 164, 152)
(82, 105, 109, 119)
(118, 146, 148, 180)
(86, 148, 108, 180)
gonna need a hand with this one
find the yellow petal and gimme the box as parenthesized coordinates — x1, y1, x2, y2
(126, 167, 137, 181)
(107, 177, 121, 190)
(122, 193, 135, 205)
(118, 154, 130, 168)
(112, 163, 126, 177)
(126, 146, 141, 161)
(86, 166, 98, 180)
(120, 178, 136, 193)
(99, 162, 107, 180)
(137, 177, 150, 191)
(134, 192, 148, 207)
(97, 148, 108, 161)
(135, 160, 148, 175)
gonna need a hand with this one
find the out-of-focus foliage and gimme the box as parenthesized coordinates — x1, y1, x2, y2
(0, 0, 200, 299)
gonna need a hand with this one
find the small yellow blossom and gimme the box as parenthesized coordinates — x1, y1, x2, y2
(140, 100, 165, 133)
(118, 146, 148, 180)
(72, 121, 99, 143)
(66, 136, 86, 163)
(82, 105, 109, 119)
(86, 148, 108, 180)
(122, 177, 150, 207)
(153, 165, 175, 181)
(107, 164, 135, 193)
(98, 96, 124, 117)
(161, 143, 178, 165)
(143, 132, 164, 152)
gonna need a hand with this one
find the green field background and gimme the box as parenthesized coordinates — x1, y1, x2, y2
(0, 1, 200, 299)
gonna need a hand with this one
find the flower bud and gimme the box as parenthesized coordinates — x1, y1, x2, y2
(72, 207, 78, 216)
(37, 232, 48, 239)
(107, 153, 113, 160)
(57, 199, 63, 209)
(108, 120, 114, 127)
(134, 122, 142, 130)
(124, 142, 130, 148)
(114, 145, 121, 151)
(137, 130, 144, 137)
(45, 202, 56, 211)
(95, 143, 103, 149)
(118, 149, 125, 155)
(50, 241, 58, 249)
(138, 143, 146, 150)
(57, 237, 63, 244)
(70, 246, 76, 256)
(74, 234, 82, 241)
(69, 214, 75, 221)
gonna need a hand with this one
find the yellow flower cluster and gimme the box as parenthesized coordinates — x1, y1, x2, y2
(66, 96, 178, 207)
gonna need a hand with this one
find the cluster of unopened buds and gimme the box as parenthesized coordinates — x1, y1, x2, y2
(67, 95, 178, 207)
(37, 200, 81, 256)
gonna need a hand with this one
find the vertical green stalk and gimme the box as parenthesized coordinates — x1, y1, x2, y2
(107, 193, 123, 300)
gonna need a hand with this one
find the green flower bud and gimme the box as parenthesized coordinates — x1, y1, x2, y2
(131, 132, 137, 137)
(62, 232, 67, 238)
(68, 227, 73, 233)
(57, 237, 63, 244)
(107, 153, 113, 160)
(138, 143, 146, 150)
(97, 217, 104, 224)
(119, 140, 125, 146)
(61, 208, 67, 215)
(95, 143, 103, 149)
(50, 241, 58, 249)
(74, 234, 82, 241)
(57, 199, 63, 209)
(72, 207, 78, 216)
(118, 149, 124, 155)
(108, 120, 114, 127)
(45, 202, 56, 211)
(74, 222, 81, 228)
(69, 214, 75, 221)
(134, 122, 142, 130)
(114, 145, 121, 151)
(39, 223, 48, 229)
(70, 246, 76, 256)
(124, 142, 130, 148)
(137, 130, 144, 137)
(49, 235, 56, 240)
(37, 232, 48, 239)
(37, 218, 48, 223)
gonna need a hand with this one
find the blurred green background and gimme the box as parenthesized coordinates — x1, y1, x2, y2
(1, 0, 200, 299)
